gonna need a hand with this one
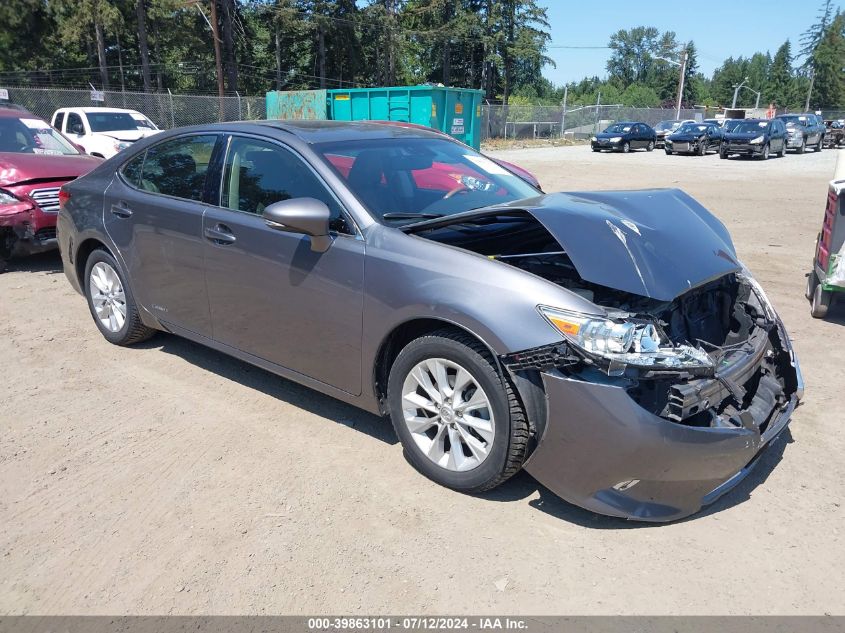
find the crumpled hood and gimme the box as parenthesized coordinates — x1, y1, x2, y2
(93, 129, 158, 142)
(0, 152, 102, 186)
(509, 189, 740, 301)
(668, 132, 704, 142)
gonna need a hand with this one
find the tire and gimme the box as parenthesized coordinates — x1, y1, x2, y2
(797, 138, 806, 154)
(622, 141, 630, 153)
(84, 248, 155, 346)
(778, 143, 786, 158)
(816, 138, 824, 152)
(811, 283, 831, 319)
(697, 139, 706, 156)
(592, 147, 600, 152)
(720, 149, 728, 159)
(387, 329, 529, 493)
(759, 144, 770, 160)
(806, 270, 819, 301)
(665, 149, 672, 155)
(646, 140, 655, 152)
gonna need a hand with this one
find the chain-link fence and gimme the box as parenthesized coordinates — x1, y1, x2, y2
(480, 104, 707, 141)
(1, 86, 266, 129)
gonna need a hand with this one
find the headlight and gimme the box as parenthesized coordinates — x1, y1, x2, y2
(538, 305, 713, 373)
(608, 136, 622, 142)
(590, 136, 597, 142)
(749, 135, 764, 144)
(0, 189, 21, 205)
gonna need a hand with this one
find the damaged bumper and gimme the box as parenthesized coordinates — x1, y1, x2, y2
(516, 323, 802, 523)
(0, 199, 59, 258)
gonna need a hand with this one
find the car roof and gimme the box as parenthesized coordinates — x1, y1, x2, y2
(0, 106, 36, 118)
(251, 119, 447, 144)
(56, 107, 142, 114)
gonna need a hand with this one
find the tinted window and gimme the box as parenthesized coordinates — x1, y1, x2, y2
(87, 112, 140, 132)
(220, 136, 347, 230)
(121, 152, 145, 188)
(138, 135, 217, 201)
(54, 112, 65, 131)
(67, 113, 84, 135)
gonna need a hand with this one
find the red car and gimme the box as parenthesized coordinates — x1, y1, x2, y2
(1, 107, 101, 271)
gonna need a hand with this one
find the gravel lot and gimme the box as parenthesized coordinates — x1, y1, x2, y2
(1, 144, 844, 615)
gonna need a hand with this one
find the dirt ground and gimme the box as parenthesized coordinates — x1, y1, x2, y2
(1, 145, 844, 616)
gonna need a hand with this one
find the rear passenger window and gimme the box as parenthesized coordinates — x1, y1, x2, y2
(137, 135, 217, 201)
(121, 152, 145, 188)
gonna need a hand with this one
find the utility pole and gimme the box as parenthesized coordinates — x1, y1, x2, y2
(207, 0, 226, 120)
(560, 84, 568, 139)
(731, 77, 748, 109)
(805, 69, 815, 112)
(275, 25, 282, 90)
(675, 50, 687, 120)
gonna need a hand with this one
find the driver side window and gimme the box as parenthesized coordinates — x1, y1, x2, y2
(220, 137, 349, 233)
(67, 113, 84, 135)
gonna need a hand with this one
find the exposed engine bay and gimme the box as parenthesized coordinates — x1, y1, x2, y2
(418, 212, 798, 434)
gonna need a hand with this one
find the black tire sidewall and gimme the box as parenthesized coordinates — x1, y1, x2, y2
(83, 249, 136, 344)
(387, 336, 513, 491)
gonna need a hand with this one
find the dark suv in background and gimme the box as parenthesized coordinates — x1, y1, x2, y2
(721, 118, 787, 160)
(776, 113, 825, 153)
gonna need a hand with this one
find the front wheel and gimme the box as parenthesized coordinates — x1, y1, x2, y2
(816, 138, 824, 152)
(387, 330, 529, 493)
(646, 140, 655, 152)
(778, 143, 786, 157)
(811, 282, 831, 319)
(797, 139, 806, 154)
(621, 141, 630, 153)
(84, 249, 155, 345)
(720, 148, 728, 159)
(665, 148, 672, 155)
(759, 144, 770, 160)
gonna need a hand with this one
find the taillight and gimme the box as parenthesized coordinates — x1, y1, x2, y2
(58, 189, 71, 210)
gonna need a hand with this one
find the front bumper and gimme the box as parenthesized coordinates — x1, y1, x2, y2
(724, 142, 765, 156)
(785, 136, 806, 149)
(520, 324, 802, 522)
(591, 140, 622, 150)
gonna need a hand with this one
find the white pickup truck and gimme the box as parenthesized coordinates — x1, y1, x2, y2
(50, 107, 161, 159)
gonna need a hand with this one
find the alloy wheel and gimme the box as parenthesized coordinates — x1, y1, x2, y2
(401, 358, 495, 472)
(89, 261, 127, 333)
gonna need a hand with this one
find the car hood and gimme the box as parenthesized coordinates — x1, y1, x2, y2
(725, 132, 765, 141)
(595, 132, 627, 139)
(667, 133, 703, 141)
(92, 129, 158, 142)
(406, 189, 740, 301)
(0, 152, 103, 187)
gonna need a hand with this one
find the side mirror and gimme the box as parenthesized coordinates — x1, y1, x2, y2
(263, 197, 332, 253)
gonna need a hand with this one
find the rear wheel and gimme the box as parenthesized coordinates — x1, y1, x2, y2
(84, 249, 155, 345)
(806, 270, 819, 300)
(646, 140, 655, 152)
(387, 329, 529, 493)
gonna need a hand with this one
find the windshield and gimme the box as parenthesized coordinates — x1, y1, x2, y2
(733, 121, 769, 134)
(723, 119, 743, 131)
(87, 112, 140, 132)
(131, 116, 157, 130)
(779, 115, 808, 127)
(0, 116, 79, 155)
(603, 123, 632, 134)
(314, 137, 539, 224)
(676, 123, 708, 134)
(654, 120, 677, 132)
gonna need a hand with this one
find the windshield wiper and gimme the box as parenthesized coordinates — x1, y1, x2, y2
(382, 212, 445, 221)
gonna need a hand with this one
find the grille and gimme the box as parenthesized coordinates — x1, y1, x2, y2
(29, 187, 61, 213)
(501, 343, 576, 371)
(34, 227, 57, 241)
(674, 142, 690, 152)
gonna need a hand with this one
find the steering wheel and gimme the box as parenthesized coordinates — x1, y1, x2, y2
(442, 185, 467, 200)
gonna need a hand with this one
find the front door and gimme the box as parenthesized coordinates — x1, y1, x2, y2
(103, 133, 220, 337)
(202, 135, 365, 395)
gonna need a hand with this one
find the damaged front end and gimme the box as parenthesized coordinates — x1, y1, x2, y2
(407, 189, 802, 521)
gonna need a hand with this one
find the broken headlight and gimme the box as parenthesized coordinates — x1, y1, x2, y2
(537, 305, 713, 374)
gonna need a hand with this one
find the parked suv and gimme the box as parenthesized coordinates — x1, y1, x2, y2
(0, 107, 101, 270)
(720, 118, 787, 160)
(776, 113, 825, 153)
(51, 107, 160, 159)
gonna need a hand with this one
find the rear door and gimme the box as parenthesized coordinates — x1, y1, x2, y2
(103, 133, 221, 338)
(202, 134, 365, 394)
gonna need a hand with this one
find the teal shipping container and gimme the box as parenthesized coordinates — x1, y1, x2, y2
(326, 86, 484, 150)
(266, 89, 327, 120)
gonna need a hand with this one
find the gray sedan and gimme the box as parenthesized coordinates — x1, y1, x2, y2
(57, 121, 803, 521)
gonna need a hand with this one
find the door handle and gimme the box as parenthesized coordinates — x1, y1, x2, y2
(110, 202, 133, 218)
(204, 224, 236, 245)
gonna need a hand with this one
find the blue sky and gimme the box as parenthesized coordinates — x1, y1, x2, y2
(541, 0, 830, 84)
